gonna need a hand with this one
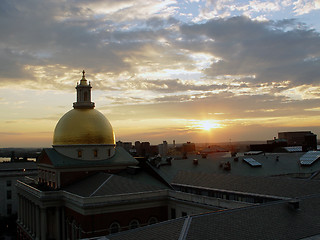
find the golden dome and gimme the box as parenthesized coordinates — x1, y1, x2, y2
(53, 109, 115, 145)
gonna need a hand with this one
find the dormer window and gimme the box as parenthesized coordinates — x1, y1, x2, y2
(94, 149, 98, 157)
(78, 150, 82, 158)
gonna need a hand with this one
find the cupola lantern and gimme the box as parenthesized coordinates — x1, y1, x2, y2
(73, 70, 95, 109)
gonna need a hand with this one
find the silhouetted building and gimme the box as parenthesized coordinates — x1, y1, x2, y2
(278, 131, 317, 147)
(182, 142, 195, 153)
(116, 141, 133, 152)
(0, 161, 37, 217)
(250, 138, 287, 152)
(135, 141, 159, 157)
(158, 141, 168, 157)
(303, 133, 317, 151)
(135, 141, 150, 156)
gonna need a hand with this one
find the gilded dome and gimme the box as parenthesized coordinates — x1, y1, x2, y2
(53, 109, 115, 145)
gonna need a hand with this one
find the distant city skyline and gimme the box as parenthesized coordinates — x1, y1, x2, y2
(1, 0, 320, 147)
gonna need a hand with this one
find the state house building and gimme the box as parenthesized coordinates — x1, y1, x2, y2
(16, 72, 320, 240)
(16, 72, 226, 240)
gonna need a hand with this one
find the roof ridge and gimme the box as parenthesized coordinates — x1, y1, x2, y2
(190, 198, 296, 219)
(106, 217, 186, 239)
(89, 175, 113, 197)
(178, 216, 192, 240)
(173, 170, 320, 185)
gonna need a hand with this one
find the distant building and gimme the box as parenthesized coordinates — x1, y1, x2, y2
(135, 141, 158, 157)
(250, 138, 287, 152)
(0, 161, 37, 217)
(182, 142, 195, 153)
(278, 131, 317, 148)
(303, 133, 318, 151)
(158, 141, 168, 157)
(116, 141, 133, 152)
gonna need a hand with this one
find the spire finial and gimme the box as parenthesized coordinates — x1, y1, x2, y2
(82, 70, 86, 79)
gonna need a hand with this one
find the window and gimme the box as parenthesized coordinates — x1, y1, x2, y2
(6, 180, 11, 187)
(78, 150, 82, 158)
(93, 149, 98, 157)
(171, 208, 176, 219)
(108, 149, 111, 157)
(129, 219, 140, 229)
(110, 222, 120, 234)
(84, 91, 88, 101)
(7, 204, 12, 215)
(148, 217, 158, 225)
(7, 190, 11, 200)
(182, 212, 187, 217)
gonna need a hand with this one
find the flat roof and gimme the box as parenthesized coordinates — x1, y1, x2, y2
(153, 151, 320, 183)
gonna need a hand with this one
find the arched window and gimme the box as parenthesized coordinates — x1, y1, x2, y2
(148, 217, 158, 225)
(110, 222, 120, 234)
(129, 219, 140, 229)
(93, 149, 98, 157)
(78, 150, 82, 158)
(84, 91, 88, 101)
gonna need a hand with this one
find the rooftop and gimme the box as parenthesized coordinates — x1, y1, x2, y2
(106, 194, 320, 240)
(0, 161, 37, 171)
(154, 151, 320, 183)
(63, 172, 167, 197)
(172, 171, 320, 198)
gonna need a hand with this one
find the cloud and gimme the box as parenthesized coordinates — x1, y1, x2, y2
(195, 0, 320, 22)
(293, 0, 320, 15)
(0, 1, 319, 124)
(0, 131, 22, 135)
(104, 89, 320, 123)
(195, 0, 283, 21)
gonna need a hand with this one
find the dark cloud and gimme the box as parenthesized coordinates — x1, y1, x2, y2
(179, 16, 320, 85)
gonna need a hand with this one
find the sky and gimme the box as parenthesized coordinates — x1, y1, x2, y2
(0, 0, 320, 147)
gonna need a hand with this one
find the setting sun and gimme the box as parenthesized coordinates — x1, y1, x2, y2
(193, 120, 222, 131)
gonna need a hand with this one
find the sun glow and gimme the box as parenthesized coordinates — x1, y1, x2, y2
(192, 120, 222, 131)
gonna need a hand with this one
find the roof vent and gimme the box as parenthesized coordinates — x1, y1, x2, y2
(126, 166, 141, 175)
(288, 199, 300, 210)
